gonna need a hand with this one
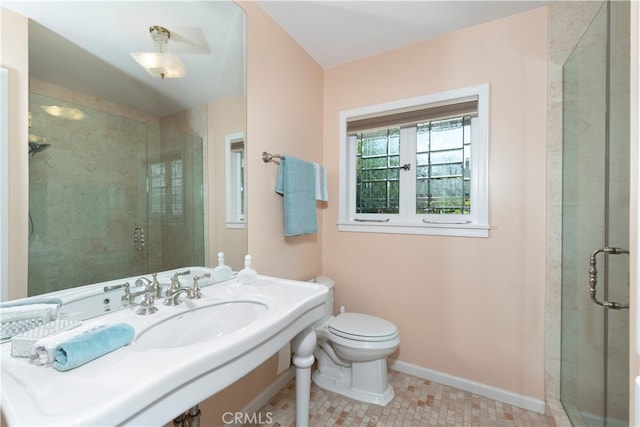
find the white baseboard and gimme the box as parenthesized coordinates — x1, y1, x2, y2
(234, 360, 545, 423)
(389, 360, 546, 414)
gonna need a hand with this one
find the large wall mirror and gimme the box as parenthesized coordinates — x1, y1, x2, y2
(3, 1, 247, 297)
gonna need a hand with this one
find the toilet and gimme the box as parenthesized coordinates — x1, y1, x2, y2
(310, 276, 400, 406)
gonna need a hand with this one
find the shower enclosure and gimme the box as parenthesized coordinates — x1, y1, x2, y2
(28, 91, 205, 296)
(560, 1, 630, 426)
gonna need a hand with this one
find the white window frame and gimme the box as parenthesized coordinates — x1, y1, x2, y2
(338, 84, 490, 238)
(225, 132, 245, 229)
(148, 153, 184, 222)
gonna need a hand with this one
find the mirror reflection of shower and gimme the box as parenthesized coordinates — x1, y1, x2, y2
(28, 112, 50, 158)
(28, 109, 50, 236)
(28, 139, 49, 236)
(28, 141, 50, 157)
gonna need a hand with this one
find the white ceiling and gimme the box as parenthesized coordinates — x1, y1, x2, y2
(256, 0, 549, 69)
(2, 1, 245, 117)
(2, 1, 548, 117)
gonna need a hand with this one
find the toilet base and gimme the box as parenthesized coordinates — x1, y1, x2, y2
(312, 358, 395, 406)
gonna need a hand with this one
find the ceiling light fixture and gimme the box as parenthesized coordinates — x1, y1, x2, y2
(131, 26, 186, 80)
(40, 105, 85, 120)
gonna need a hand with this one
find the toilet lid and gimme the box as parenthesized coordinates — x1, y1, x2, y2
(328, 313, 398, 342)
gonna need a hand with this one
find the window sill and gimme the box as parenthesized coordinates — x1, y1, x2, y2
(225, 220, 246, 230)
(337, 220, 489, 238)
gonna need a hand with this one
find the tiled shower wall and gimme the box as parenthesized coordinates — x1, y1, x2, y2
(546, 1, 630, 424)
(28, 79, 205, 295)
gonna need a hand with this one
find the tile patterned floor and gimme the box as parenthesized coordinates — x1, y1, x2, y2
(255, 370, 554, 426)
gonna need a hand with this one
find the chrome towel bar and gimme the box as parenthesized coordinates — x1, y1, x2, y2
(262, 151, 283, 163)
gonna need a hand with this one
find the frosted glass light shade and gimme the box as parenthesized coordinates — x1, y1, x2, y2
(40, 105, 85, 120)
(131, 52, 186, 79)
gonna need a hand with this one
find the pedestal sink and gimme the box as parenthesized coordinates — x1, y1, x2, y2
(135, 301, 268, 349)
(0, 271, 328, 427)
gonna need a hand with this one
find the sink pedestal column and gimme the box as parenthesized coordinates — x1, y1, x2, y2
(292, 326, 316, 427)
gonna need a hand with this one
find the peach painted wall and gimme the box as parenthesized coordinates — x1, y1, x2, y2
(194, 3, 325, 423)
(208, 94, 247, 271)
(2, 0, 550, 419)
(322, 7, 548, 400)
(1, 3, 325, 423)
(241, 1, 324, 280)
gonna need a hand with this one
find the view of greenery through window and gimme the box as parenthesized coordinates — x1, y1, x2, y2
(356, 116, 471, 215)
(356, 128, 401, 213)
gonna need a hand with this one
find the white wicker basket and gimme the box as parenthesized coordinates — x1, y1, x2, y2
(11, 319, 81, 357)
(1, 304, 60, 339)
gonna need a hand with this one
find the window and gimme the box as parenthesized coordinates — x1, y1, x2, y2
(225, 132, 245, 229)
(149, 156, 183, 219)
(338, 84, 489, 237)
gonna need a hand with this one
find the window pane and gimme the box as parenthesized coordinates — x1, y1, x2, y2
(417, 177, 466, 214)
(428, 118, 464, 150)
(150, 163, 166, 215)
(431, 149, 463, 164)
(429, 163, 463, 178)
(171, 159, 183, 216)
(415, 116, 471, 215)
(239, 151, 245, 217)
(356, 128, 400, 214)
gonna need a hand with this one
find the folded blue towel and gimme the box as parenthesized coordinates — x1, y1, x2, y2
(275, 156, 318, 236)
(52, 323, 135, 371)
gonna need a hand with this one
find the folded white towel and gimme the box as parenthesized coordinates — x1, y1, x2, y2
(313, 162, 328, 202)
(30, 323, 108, 367)
(11, 319, 80, 358)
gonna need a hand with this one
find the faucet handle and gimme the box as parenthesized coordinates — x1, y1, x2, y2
(119, 283, 135, 305)
(189, 274, 210, 299)
(104, 282, 129, 293)
(136, 292, 158, 315)
(165, 274, 181, 297)
(146, 273, 162, 298)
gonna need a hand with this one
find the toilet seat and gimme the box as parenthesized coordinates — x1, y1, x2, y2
(328, 313, 398, 342)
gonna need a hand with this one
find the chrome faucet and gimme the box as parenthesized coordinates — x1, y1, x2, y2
(165, 273, 183, 298)
(135, 276, 151, 287)
(123, 286, 149, 306)
(163, 273, 207, 306)
(104, 282, 138, 306)
(135, 273, 162, 298)
(104, 276, 162, 308)
(190, 273, 210, 299)
(164, 287, 199, 306)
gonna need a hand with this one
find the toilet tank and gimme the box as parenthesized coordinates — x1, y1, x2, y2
(309, 276, 335, 318)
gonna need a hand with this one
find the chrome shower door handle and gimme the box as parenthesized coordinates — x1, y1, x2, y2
(588, 246, 629, 309)
(133, 226, 145, 251)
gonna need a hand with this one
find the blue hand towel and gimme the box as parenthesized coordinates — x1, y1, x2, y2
(52, 323, 135, 371)
(275, 156, 317, 236)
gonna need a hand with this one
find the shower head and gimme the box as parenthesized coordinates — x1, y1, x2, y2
(29, 142, 50, 157)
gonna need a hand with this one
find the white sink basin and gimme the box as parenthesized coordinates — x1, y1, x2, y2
(135, 301, 268, 349)
(1, 272, 328, 426)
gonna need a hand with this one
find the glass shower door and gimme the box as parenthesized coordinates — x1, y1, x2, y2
(28, 98, 151, 294)
(560, 1, 630, 426)
(28, 93, 205, 296)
